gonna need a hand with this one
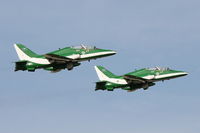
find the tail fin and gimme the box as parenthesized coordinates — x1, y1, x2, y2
(94, 66, 117, 81)
(14, 44, 39, 60)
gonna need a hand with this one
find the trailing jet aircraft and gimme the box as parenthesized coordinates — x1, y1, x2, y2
(14, 44, 116, 72)
(94, 66, 188, 92)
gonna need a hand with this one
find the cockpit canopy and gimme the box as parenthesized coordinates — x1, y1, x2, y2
(147, 67, 170, 71)
(71, 44, 97, 50)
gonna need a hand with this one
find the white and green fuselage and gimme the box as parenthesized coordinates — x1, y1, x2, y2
(95, 66, 188, 92)
(14, 44, 116, 72)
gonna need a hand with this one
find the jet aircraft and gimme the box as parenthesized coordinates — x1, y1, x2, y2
(94, 66, 188, 92)
(14, 44, 116, 72)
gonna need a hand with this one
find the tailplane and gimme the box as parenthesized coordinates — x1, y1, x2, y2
(14, 44, 39, 60)
(94, 66, 117, 81)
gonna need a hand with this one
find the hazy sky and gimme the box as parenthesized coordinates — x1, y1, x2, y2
(0, 0, 200, 133)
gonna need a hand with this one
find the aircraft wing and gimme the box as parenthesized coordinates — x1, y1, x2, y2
(123, 75, 152, 84)
(44, 54, 78, 64)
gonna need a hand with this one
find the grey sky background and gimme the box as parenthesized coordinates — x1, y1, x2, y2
(0, 0, 200, 133)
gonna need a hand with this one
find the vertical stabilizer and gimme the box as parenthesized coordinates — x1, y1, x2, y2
(94, 66, 117, 81)
(14, 44, 39, 60)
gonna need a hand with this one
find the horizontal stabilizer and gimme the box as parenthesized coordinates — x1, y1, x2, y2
(95, 81, 107, 91)
(15, 61, 28, 71)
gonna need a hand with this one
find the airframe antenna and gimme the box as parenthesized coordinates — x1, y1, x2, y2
(81, 44, 86, 49)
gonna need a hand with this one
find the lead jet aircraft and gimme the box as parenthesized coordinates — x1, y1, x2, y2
(14, 44, 116, 72)
(94, 66, 188, 92)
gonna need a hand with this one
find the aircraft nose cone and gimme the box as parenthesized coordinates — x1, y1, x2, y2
(181, 72, 188, 76)
(104, 50, 117, 56)
(177, 72, 188, 77)
(110, 51, 117, 55)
